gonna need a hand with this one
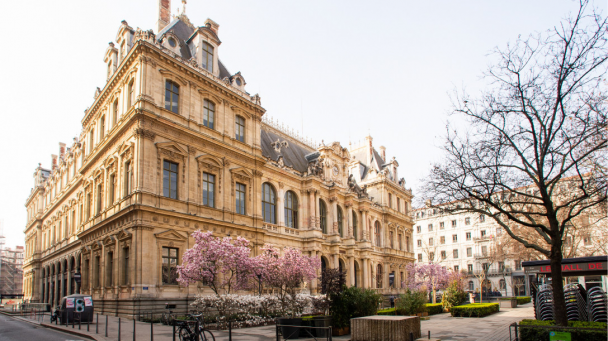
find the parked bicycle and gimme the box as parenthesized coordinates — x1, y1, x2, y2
(175, 313, 215, 341)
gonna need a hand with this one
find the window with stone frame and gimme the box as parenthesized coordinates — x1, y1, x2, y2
(440, 222, 445, 229)
(337, 206, 344, 236)
(452, 234, 458, 242)
(235, 116, 245, 142)
(374, 221, 381, 247)
(416, 225, 421, 233)
(284, 191, 298, 229)
(262, 183, 277, 224)
(202, 172, 215, 207)
(453, 249, 459, 259)
(440, 236, 446, 244)
(398, 233, 403, 250)
(122, 247, 129, 285)
(418, 253, 423, 262)
(319, 199, 327, 233)
(235, 182, 246, 215)
(451, 220, 457, 228)
(417, 239, 422, 247)
(352, 211, 358, 241)
(100, 115, 105, 139)
(127, 79, 134, 109)
(108, 173, 115, 205)
(124, 161, 132, 197)
(113, 99, 118, 126)
(106, 251, 113, 287)
(429, 237, 434, 246)
(428, 223, 433, 232)
(389, 231, 394, 248)
(162, 247, 179, 285)
(441, 251, 447, 260)
(467, 247, 472, 257)
(96, 183, 103, 215)
(388, 193, 392, 208)
(165, 80, 179, 114)
(466, 232, 472, 240)
(203, 99, 215, 129)
(163, 160, 179, 199)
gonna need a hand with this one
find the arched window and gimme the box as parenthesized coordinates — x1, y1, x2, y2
(203, 99, 215, 129)
(262, 183, 276, 224)
(337, 206, 344, 237)
(374, 221, 381, 246)
(235, 116, 245, 142)
(165, 80, 179, 114)
(352, 211, 358, 241)
(284, 191, 298, 228)
(319, 200, 327, 234)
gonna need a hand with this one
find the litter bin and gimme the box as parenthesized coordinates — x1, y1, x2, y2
(58, 294, 94, 324)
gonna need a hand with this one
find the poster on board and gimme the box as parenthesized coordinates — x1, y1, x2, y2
(66, 298, 75, 308)
(84, 297, 93, 307)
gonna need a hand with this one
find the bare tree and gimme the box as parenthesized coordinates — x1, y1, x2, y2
(421, 1, 607, 325)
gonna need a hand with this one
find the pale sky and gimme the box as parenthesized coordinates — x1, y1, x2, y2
(0, 0, 604, 249)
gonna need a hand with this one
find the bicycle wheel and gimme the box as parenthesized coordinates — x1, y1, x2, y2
(178, 327, 194, 341)
(200, 329, 215, 341)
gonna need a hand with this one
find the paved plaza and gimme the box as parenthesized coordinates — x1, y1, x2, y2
(0, 303, 534, 341)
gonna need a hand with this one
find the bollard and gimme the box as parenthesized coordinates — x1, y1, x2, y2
(96, 313, 99, 334)
(428, 330, 431, 339)
(119, 317, 121, 341)
(228, 320, 232, 341)
(410, 332, 414, 341)
(133, 318, 136, 341)
(87, 315, 90, 332)
(150, 319, 154, 341)
(72, 313, 75, 328)
(329, 327, 333, 341)
(106, 315, 109, 337)
(172, 322, 175, 341)
(79, 313, 81, 330)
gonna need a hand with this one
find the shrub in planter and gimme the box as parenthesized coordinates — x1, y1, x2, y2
(518, 319, 607, 341)
(450, 303, 499, 317)
(516, 296, 531, 305)
(425, 303, 444, 315)
(330, 286, 383, 329)
(441, 278, 467, 310)
(395, 290, 428, 316)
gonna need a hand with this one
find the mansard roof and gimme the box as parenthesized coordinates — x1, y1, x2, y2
(261, 126, 315, 173)
(156, 18, 231, 79)
(350, 146, 387, 181)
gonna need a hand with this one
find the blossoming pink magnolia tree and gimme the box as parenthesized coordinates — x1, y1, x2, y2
(176, 230, 260, 296)
(405, 263, 450, 303)
(258, 244, 321, 317)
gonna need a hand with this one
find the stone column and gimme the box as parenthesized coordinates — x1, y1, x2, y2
(362, 258, 369, 288)
(384, 264, 390, 290)
(310, 251, 318, 294)
(349, 256, 355, 287)
(277, 187, 284, 226)
(308, 190, 316, 229)
(361, 210, 368, 240)
(331, 200, 338, 234)
(346, 205, 353, 238)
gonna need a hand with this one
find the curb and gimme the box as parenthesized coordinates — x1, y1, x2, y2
(0, 311, 104, 341)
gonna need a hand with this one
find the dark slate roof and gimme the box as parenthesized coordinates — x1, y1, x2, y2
(261, 127, 315, 173)
(218, 60, 231, 80)
(157, 19, 195, 60)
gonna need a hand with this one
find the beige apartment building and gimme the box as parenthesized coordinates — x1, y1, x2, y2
(23, 2, 415, 316)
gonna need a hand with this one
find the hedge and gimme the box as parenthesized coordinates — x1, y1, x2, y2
(516, 296, 531, 304)
(450, 303, 499, 317)
(377, 308, 396, 315)
(519, 319, 607, 341)
(425, 303, 443, 315)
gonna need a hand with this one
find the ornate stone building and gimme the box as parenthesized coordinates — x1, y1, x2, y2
(23, 2, 414, 316)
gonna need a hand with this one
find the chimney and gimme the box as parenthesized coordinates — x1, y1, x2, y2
(379, 146, 386, 162)
(156, 0, 171, 34)
(365, 135, 373, 165)
(51, 155, 58, 169)
(59, 142, 66, 159)
(205, 18, 220, 34)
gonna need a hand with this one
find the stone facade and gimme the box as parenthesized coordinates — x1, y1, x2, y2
(23, 5, 414, 316)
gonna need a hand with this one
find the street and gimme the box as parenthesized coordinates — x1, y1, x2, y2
(0, 315, 87, 341)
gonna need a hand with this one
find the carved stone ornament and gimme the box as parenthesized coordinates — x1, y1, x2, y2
(134, 128, 156, 141)
(271, 139, 289, 153)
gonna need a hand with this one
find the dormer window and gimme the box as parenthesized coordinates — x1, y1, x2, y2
(235, 78, 242, 86)
(202, 42, 214, 72)
(168, 37, 177, 48)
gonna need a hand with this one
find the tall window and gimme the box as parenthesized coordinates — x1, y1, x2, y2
(374, 221, 381, 246)
(95, 256, 101, 287)
(388, 193, 392, 208)
(440, 236, 446, 244)
(467, 247, 472, 257)
(352, 211, 358, 241)
(235, 183, 246, 215)
(202, 172, 215, 207)
(337, 206, 343, 236)
(203, 99, 215, 129)
(122, 247, 129, 285)
(451, 220, 457, 228)
(163, 160, 178, 199)
(439, 222, 445, 230)
(452, 234, 458, 242)
(429, 237, 434, 246)
(235, 116, 245, 142)
(428, 224, 433, 232)
(127, 80, 134, 108)
(202, 42, 214, 72)
(108, 174, 115, 205)
(466, 232, 471, 240)
(389, 231, 394, 248)
(124, 161, 132, 196)
(96, 183, 102, 215)
(441, 251, 447, 260)
(113, 99, 118, 126)
(284, 191, 298, 228)
(162, 247, 179, 284)
(453, 249, 459, 259)
(106, 251, 113, 286)
(398, 234, 403, 250)
(465, 217, 471, 225)
(319, 200, 327, 233)
(479, 214, 485, 222)
(89, 129, 95, 151)
(397, 197, 401, 212)
(100, 116, 105, 139)
(165, 80, 179, 114)
(262, 183, 276, 224)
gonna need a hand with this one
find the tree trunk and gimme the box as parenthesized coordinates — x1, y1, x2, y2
(550, 243, 568, 326)
(432, 287, 436, 304)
